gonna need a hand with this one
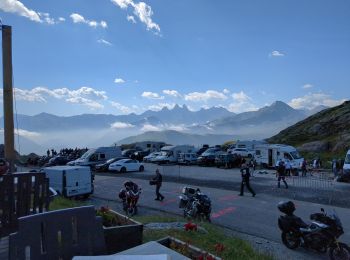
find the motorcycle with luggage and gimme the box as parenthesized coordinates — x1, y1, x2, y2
(277, 201, 350, 259)
(179, 186, 211, 222)
(119, 181, 141, 216)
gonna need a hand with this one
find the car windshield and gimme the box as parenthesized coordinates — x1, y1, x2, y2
(345, 154, 350, 164)
(290, 151, 302, 159)
(202, 148, 218, 155)
(107, 158, 117, 163)
(80, 149, 95, 159)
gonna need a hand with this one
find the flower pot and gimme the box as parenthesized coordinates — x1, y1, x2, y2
(102, 209, 143, 254)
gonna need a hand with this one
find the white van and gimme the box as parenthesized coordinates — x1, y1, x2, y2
(68, 146, 122, 167)
(343, 150, 350, 174)
(154, 145, 196, 164)
(44, 166, 93, 198)
(255, 144, 304, 169)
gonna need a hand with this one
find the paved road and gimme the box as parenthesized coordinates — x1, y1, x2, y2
(92, 173, 350, 260)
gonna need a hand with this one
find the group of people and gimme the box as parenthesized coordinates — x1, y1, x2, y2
(239, 158, 291, 197)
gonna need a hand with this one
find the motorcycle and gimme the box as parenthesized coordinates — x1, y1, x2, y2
(119, 184, 141, 216)
(277, 201, 350, 260)
(179, 186, 211, 222)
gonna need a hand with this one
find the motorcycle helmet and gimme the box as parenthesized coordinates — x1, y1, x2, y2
(277, 201, 295, 215)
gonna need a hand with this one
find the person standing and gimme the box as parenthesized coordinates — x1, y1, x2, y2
(153, 169, 164, 201)
(239, 163, 256, 197)
(277, 160, 288, 189)
(301, 159, 307, 177)
(285, 159, 292, 176)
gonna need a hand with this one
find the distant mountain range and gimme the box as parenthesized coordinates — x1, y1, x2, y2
(0, 101, 329, 155)
(267, 100, 350, 153)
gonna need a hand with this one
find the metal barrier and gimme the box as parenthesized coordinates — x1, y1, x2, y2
(290, 170, 335, 204)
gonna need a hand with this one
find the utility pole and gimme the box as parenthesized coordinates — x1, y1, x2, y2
(2, 25, 16, 173)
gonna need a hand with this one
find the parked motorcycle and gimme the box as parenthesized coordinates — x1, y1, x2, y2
(119, 182, 141, 216)
(179, 186, 211, 222)
(277, 201, 350, 259)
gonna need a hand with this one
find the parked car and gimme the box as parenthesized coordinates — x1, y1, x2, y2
(44, 156, 69, 167)
(122, 149, 142, 158)
(197, 147, 222, 166)
(134, 151, 150, 162)
(94, 157, 128, 172)
(215, 153, 241, 168)
(196, 145, 209, 156)
(0, 158, 9, 175)
(178, 153, 198, 165)
(143, 152, 161, 162)
(228, 148, 254, 158)
(108, 159, 144, 173)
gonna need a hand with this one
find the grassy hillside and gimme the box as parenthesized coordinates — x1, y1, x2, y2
(267, 101, 350, 156)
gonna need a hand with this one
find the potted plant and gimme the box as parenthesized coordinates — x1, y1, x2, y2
(95, 206, 143, 254)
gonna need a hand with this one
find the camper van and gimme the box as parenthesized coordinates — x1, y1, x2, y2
(153, 145, 196, 164)
(44, 166, 93, 198)
(343, 150, 350, 174)
(68, 146, 122, 167)
(254, 144, 303, 169)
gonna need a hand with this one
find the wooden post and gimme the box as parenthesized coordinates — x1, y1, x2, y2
(2, 25, 16, 173)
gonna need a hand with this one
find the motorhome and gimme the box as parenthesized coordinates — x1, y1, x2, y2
(68, 146, 122, 167)
(254, 144, 303, 169)
(343, 150, 350, 174)
(154, 145, 196, 164)
(227, 140, 267, 152)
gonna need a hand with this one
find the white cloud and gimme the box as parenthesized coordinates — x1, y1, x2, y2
(70, 13, 107, 28)
(302, 84, 313, 89)
(0, 0, 41, 22)
(127, 15, 136, 23)
(58, 17, 66, 22)
(270, 50, 285, 57)
(12, 86, 107, 110)
(148, 103, 175, 111)
(184, 90, 227, 102)
(110, 122, 135, 129)
(223, 88, 230, 94)
(98, 39, 113, 46)
(111, 0, 160, 33)
(141, 124, 161, 132)
(232, 91, 251, 103)
(70, 13, 85, 23)
(288, 93, 345, 110)
(110, 101, 134, 114)
(0, 128, 41, 138)
(227, 91, 257, 113)
(141, 91, 164, 100)
(227, 102, 258, 113)
(162, 90, 181, 98)
(114, 78, 125, 84)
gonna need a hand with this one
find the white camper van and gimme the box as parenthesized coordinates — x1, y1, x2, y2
(44, 166, 93, 198)
(254, 144, 303, 169)
(68, 146, 122, 167)
(343, 150, 350, 174)
(154, 145, 196, 164)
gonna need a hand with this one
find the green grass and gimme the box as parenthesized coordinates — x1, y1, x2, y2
(134, 215, 273, 260)
(49, 196, 87, 211)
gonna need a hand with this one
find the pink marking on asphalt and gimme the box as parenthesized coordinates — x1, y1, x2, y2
(218, 194, 239, 201)
(160, 198, 177, 206)
(211, 207, 236, 219)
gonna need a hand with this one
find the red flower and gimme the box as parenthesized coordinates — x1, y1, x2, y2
(214, 243, 225, 253)
(184, 222, 197, 231)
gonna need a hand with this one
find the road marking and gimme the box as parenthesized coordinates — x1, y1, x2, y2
(160, 198, 177, 206)
(211, 207, 236, 219)
(218, 194, 239, 201)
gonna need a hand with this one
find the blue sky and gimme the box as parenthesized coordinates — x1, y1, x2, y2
(0, 0, 349, 116)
